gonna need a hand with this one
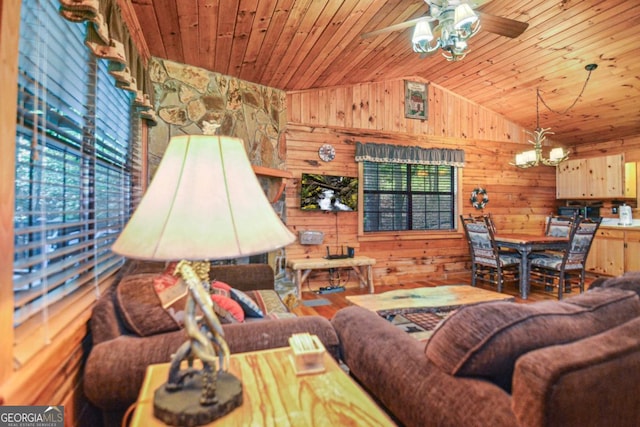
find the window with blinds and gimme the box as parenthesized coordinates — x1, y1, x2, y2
(362, 162, 457, 232)
(13, 0, 140, 366)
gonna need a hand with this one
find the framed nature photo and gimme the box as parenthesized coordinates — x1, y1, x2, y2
(404, 81, 428, 119)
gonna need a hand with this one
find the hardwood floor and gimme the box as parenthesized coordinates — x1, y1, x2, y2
(291, 272, 601, 320)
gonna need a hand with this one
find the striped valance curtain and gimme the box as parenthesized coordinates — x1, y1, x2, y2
(58, 0, 157, 124)
(355, 142, 465, 167)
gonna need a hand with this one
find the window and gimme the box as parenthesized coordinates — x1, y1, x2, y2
(362, 162, 457, 232)
(12, 0, 141, 366)
(355, 142, 464, 234)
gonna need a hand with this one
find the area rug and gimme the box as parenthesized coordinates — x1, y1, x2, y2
(347, 285, 515, 341)
(381, 308, 458, 342)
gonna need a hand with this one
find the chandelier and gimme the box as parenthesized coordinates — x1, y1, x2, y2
(412, 3, 480, 61)
(513, 64, 598, 168)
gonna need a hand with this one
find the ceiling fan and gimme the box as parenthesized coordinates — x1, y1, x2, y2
(361, 0, 529, 61)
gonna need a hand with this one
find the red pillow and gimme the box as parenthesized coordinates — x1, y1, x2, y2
(163, 261, 179, 276)
(211, 280, 232, 297)
(153, 273, 188, 326)
(211, 294, 245, 323)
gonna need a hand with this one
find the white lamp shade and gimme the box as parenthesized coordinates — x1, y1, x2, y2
(112, 135, 295, 261)
(454, 4, 478, 29)
(412, 19, 434, 43)
(549, 147, 565, 161)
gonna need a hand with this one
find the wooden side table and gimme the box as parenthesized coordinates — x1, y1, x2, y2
(130, 347, 396, 426)
(287, 256, 376, 296)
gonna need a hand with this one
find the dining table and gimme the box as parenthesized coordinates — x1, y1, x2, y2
(494, 233, 568, 299)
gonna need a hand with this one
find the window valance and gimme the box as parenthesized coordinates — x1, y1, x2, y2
(355, 142, 465, 167)
(58, 0, 157, 124)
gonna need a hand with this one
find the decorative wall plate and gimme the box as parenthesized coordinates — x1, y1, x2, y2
(318, 144, 336, 162)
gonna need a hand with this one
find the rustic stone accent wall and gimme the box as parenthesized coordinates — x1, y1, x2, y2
(147, 57, 287, 179)
(146, 58, 289, 251)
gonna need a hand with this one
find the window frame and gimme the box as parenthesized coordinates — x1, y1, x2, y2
(357, 162, 464, 240)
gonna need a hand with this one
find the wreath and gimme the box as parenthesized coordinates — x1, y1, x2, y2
(470, 187, 489, 209)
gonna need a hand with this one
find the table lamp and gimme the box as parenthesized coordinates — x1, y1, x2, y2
(112, 134, 295, 425)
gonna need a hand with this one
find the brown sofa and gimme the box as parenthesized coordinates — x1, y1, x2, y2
(332, 273, 640, 427)
(83, 262, 339, 426)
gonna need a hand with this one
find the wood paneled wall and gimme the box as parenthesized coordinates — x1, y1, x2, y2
(569, 136, 640, 161)
(285, 80, 559, 286)
(287, 79, 527, 143)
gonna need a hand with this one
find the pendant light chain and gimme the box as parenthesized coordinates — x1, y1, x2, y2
(537, 64, 597, 116)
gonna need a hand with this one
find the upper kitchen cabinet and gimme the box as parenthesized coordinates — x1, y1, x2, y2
(556, 154, 637, 199)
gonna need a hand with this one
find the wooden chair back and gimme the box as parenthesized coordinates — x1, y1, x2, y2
(544, 214, 576, 238)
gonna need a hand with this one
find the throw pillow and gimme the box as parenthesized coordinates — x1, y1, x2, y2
(230, 288, 264, 318)
(207, 297, 238, 324)
(211, 280, 232, 298)
(153, 273, 189, 327)
(245, 289, 290, 317)
(424, 288, 640, 391)
(115, 273, 182, 337)
(211, 294, 244, 323)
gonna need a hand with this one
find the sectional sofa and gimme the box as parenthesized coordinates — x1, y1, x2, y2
(331, 272, 640, 427)
(84, 260, 640, 427)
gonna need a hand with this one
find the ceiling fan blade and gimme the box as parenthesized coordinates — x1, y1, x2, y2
(477, 11, 529, 38)
(361, 16, 433, 39)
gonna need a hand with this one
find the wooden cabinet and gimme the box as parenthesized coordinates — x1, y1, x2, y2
(587, 229, 625, 276)
(556, 154, 636, 199)
(587, 228, 640, 276)
(556, 159, 586, 199)
(625, 231, 640, 272)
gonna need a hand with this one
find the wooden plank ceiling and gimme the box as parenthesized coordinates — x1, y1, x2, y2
(129, 0, 640, 147)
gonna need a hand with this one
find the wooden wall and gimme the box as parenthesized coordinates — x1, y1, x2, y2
(287, 80, 526, 142)
(285, 79, 559, 286)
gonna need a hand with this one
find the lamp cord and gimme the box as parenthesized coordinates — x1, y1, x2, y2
(537, 66, 596, 117)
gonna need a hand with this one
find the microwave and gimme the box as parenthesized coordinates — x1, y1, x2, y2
(557, 206, 600, 219)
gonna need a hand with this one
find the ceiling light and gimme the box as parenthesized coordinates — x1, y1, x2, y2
(412, 4, 480, 61)
(412, 19, 434, 44)
(454, 4, 479, 29)
(513, 64, 598, 168)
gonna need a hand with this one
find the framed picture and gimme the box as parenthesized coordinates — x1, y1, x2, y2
(404, 81, 428, 120)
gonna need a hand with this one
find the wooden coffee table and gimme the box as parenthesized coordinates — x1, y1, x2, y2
(130, 347, 396, 426)
(347, 285, 514, 314)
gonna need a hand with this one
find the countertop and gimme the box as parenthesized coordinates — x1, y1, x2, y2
(599, 218, 640, 230)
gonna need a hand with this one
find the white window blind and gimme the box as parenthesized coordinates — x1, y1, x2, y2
(13, 0, 141, 367)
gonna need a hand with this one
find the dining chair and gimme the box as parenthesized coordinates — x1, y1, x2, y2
(544, 213, 577, 237)
(460, 215, 520, 292)
(466, 212, 499, 233)
(529, 217, 602, 299)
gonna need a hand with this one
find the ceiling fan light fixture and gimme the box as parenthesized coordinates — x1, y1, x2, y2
(412, 19, 434, 44)
(454, 3, 478, 29)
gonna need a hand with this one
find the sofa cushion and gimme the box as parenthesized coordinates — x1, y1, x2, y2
(512, 316, 640, 427)
(424, 288, 640, 391)
(246, 289, 295, 319)
(115, 273, 182, 336)
(589, 271, 640, 297)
